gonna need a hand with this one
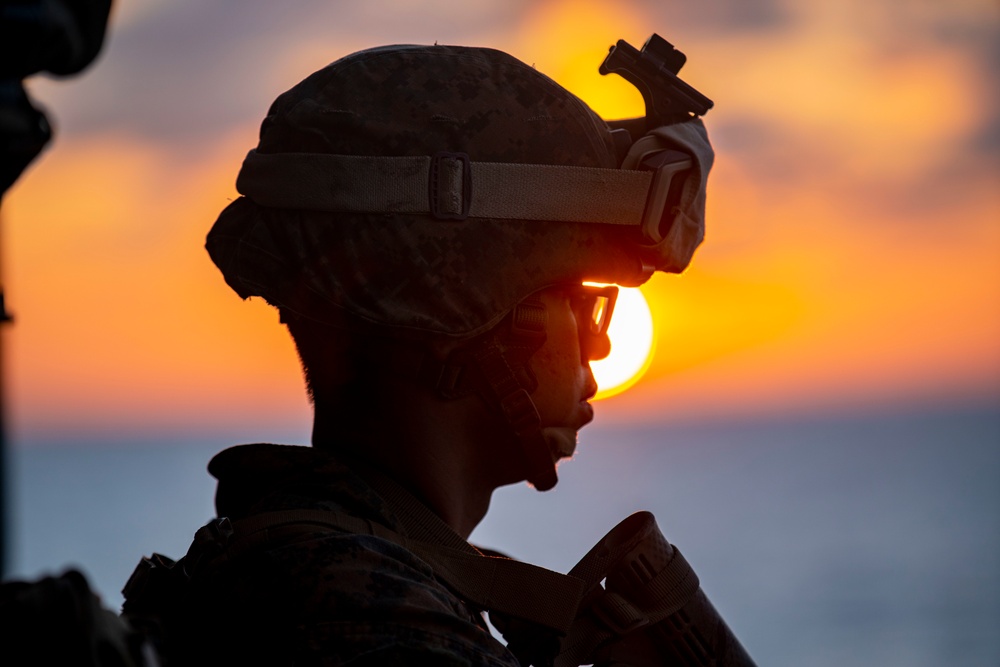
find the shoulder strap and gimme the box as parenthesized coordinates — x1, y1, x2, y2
(208, 507, 585, 635)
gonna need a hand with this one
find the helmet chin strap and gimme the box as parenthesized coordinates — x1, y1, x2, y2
(410, 298, 559, 491)
(471, 338, 558, 491)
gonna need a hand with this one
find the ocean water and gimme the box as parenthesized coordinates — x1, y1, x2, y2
(6, 405, 999, 667)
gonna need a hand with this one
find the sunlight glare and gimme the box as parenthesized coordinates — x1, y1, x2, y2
(591, 286, 655, 400)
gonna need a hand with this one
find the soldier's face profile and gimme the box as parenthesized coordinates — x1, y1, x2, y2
(528, 285, 600, 463)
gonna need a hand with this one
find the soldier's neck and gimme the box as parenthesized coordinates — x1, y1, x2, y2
(312, 393, 517, 540)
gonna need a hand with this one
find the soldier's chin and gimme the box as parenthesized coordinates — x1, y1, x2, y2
(543, 427, 579, 461)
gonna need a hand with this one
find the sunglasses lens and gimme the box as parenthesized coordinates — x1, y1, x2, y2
(590, 295, 610, 334)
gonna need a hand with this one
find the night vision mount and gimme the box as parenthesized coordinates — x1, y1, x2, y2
(600, 33, 714, 131)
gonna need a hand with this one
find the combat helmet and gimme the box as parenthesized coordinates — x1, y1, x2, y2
(206, 37, 714, 490)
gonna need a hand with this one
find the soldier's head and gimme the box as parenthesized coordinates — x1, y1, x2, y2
(206, 43, 712, 490)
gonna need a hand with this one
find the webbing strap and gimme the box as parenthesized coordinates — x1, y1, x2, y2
(235, 149, 653, 225)
(639, 545, 699, 608)
(556, 547, 700, 666)
(473, 341, 557, 492)
(553, 539, 700, 666)
(220, 508, 585, 634)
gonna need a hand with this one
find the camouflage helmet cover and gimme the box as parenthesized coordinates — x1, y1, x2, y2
(206, 44, 700, 339)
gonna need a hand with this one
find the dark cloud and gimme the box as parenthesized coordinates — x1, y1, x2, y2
(710, 106, 999, 231)
(636, 0, 795, 36)
(32, 0, 530, 149)
(906, 7, 1000, 169)
(909, 18, 1000, 219)
(710, 116, 812, 189)
(702, 2, 1000, 228)
(966, 32, 1000, 163)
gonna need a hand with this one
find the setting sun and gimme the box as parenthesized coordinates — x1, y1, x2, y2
(591, 287, 655, 400)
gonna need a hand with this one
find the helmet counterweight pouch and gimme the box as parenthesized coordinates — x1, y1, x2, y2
(625, 119, 713, 269)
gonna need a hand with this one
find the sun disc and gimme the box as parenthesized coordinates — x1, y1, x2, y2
(590, 286, 655, 400)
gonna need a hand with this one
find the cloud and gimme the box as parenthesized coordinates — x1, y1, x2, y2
(27, 0, 533, 150)
(635, 0, 795, 36)
(7, 0, 999, 436)
(696, 2, 998, 228)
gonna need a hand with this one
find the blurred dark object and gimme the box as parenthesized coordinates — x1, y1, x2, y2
(0, 0, 113, 195)
(0, 79, 51, 195)
(0, 568, 154, 666)
(0, 11, 132, 661)
(0, 0, 113, 581)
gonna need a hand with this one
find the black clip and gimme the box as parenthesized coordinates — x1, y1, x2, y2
(429, 151, 472, 220)
(640, 149, 692, 243)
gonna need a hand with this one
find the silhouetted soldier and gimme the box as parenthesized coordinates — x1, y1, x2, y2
(123, 41, 749, 666)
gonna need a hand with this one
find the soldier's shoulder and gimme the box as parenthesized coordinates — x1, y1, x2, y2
(217, 529, 517, 665)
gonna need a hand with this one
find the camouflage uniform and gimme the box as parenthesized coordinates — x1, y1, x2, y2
(161, 443, 519, 666)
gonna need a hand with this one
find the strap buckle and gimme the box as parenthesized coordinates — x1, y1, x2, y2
(592, 590, 651, 636)
(510, 298, 547, 339)
(429, 151, 472, 220)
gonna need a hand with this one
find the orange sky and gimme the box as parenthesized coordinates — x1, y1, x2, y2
(2, 0, 998, 441)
